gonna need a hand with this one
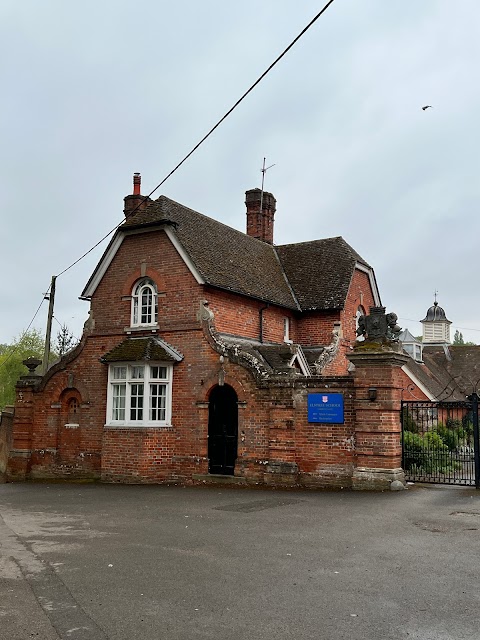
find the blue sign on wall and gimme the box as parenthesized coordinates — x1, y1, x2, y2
(308, 393, 344, 424)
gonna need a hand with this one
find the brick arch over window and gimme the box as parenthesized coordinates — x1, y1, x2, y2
(59, 388, 82, 413)
(121, 267, 165, 298)
(49, 374, 90, 405)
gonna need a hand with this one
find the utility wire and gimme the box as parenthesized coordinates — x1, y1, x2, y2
(56, 0, 337, 278)
(53, 315, 81, 343)
(1, 2, 338, 369)
(399, 317, 480, 335)
(0, 295, 47, 371)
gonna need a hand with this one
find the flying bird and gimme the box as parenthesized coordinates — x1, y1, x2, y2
(422, 105, 433, 110)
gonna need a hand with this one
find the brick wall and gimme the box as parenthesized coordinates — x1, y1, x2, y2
(206, 287, 295, 343)
(7, 226, 397, 489)
(398, 367, 431, 401)
(0, 407, 14, 480)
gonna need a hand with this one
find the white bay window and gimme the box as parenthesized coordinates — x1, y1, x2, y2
(107, 363, 172, 427)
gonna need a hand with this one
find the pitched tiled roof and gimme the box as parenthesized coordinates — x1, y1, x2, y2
(423, 345, 480, 399)
(402, 345, 480, 401)
(216, 334, 313, 377)
(403, 357, 455, 401)
(276, 238, 370, 311)
(121, 196, 372, 312)
(126, 196, 297, 309)
(101, 337, 183, 363)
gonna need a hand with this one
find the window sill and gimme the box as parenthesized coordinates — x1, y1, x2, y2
(124, 325, 159, 334)
(104, 423, 173, 430)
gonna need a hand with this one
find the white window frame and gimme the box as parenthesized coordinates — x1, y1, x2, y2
(131, 278, 158, 327)
(283, 317, 292, 343)
(106, 362, 172, 427)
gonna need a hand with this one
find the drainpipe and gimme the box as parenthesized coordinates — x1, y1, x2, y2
(259, 303, 270, 343)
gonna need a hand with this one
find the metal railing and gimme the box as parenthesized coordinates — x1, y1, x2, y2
(401, 394, 480, 488)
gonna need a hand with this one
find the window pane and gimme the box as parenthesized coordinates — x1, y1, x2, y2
(141, 287, 153, 324)
(113, 366, 127, 380)
(112, 384, 126, 420)
(133, 296, 139, 325)
(150, 383, 166, 421)
(130, 383, 144, 420)
(131, 366, 144, 379)
(150, 366, 167, 380)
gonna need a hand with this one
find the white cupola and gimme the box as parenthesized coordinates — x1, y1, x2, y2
(420, 299, 451, 344)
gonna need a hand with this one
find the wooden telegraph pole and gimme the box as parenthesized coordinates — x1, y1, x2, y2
(42, 275, 57, 375)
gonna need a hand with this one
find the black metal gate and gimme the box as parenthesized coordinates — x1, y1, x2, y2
(402, 393, 480, 487)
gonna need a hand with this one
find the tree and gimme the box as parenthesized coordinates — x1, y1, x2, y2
(0, 329, 45, 410)
(55, 324, 78, 357)
(453, 330, 476, 346)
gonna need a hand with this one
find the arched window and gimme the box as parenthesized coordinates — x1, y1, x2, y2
(355, 305, 366, 341)
(131, 278, 158, 326)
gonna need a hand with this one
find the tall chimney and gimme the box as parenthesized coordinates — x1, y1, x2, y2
(123, 173, 151, 220)
(245, 188, 276, 244)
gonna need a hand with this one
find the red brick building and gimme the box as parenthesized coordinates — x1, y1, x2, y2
(7, 175, 396, 488)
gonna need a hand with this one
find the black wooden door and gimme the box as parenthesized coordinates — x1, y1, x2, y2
(208, 385, 238, 475)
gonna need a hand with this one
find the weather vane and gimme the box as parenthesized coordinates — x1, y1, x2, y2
(259, 157, 275, 215)
(260, 157, 275, 191)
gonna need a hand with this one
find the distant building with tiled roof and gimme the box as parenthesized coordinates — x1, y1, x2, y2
(399, 299, 480, 401)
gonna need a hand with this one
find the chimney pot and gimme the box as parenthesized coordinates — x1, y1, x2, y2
(123, 172, 151, 220)
(133, 172, 141, 195)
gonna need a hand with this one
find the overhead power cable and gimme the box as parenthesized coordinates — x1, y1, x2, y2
(399, 317, 480, 335)
(55, 0, 337, 278)
(1, 1, 338, 366)
(0, 295, 47, 371)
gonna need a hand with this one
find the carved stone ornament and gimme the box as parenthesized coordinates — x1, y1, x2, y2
(356, 306, 402, 343)
(312, 326, 341, 374)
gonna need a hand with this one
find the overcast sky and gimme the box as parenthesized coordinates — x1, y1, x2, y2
(1, 0, 479, 346)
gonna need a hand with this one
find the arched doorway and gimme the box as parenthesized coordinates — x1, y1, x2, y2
(208, 384, 238, 475)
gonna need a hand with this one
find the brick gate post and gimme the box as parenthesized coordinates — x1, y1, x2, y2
(347, 347, 409, 490)
(6, 358, 42, 481)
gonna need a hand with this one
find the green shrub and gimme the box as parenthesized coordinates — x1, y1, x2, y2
(403, 430, 460, 474)
(435, 422, 466, 451)
(462, 417, 474, 445)
(402, 410, 419, 433)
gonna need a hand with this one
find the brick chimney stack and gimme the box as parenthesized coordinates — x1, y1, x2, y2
(123, 173, 151, 220)
(245, 188, 276, 244)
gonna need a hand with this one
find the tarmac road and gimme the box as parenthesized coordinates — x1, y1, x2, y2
(0, 483, 479, 640)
